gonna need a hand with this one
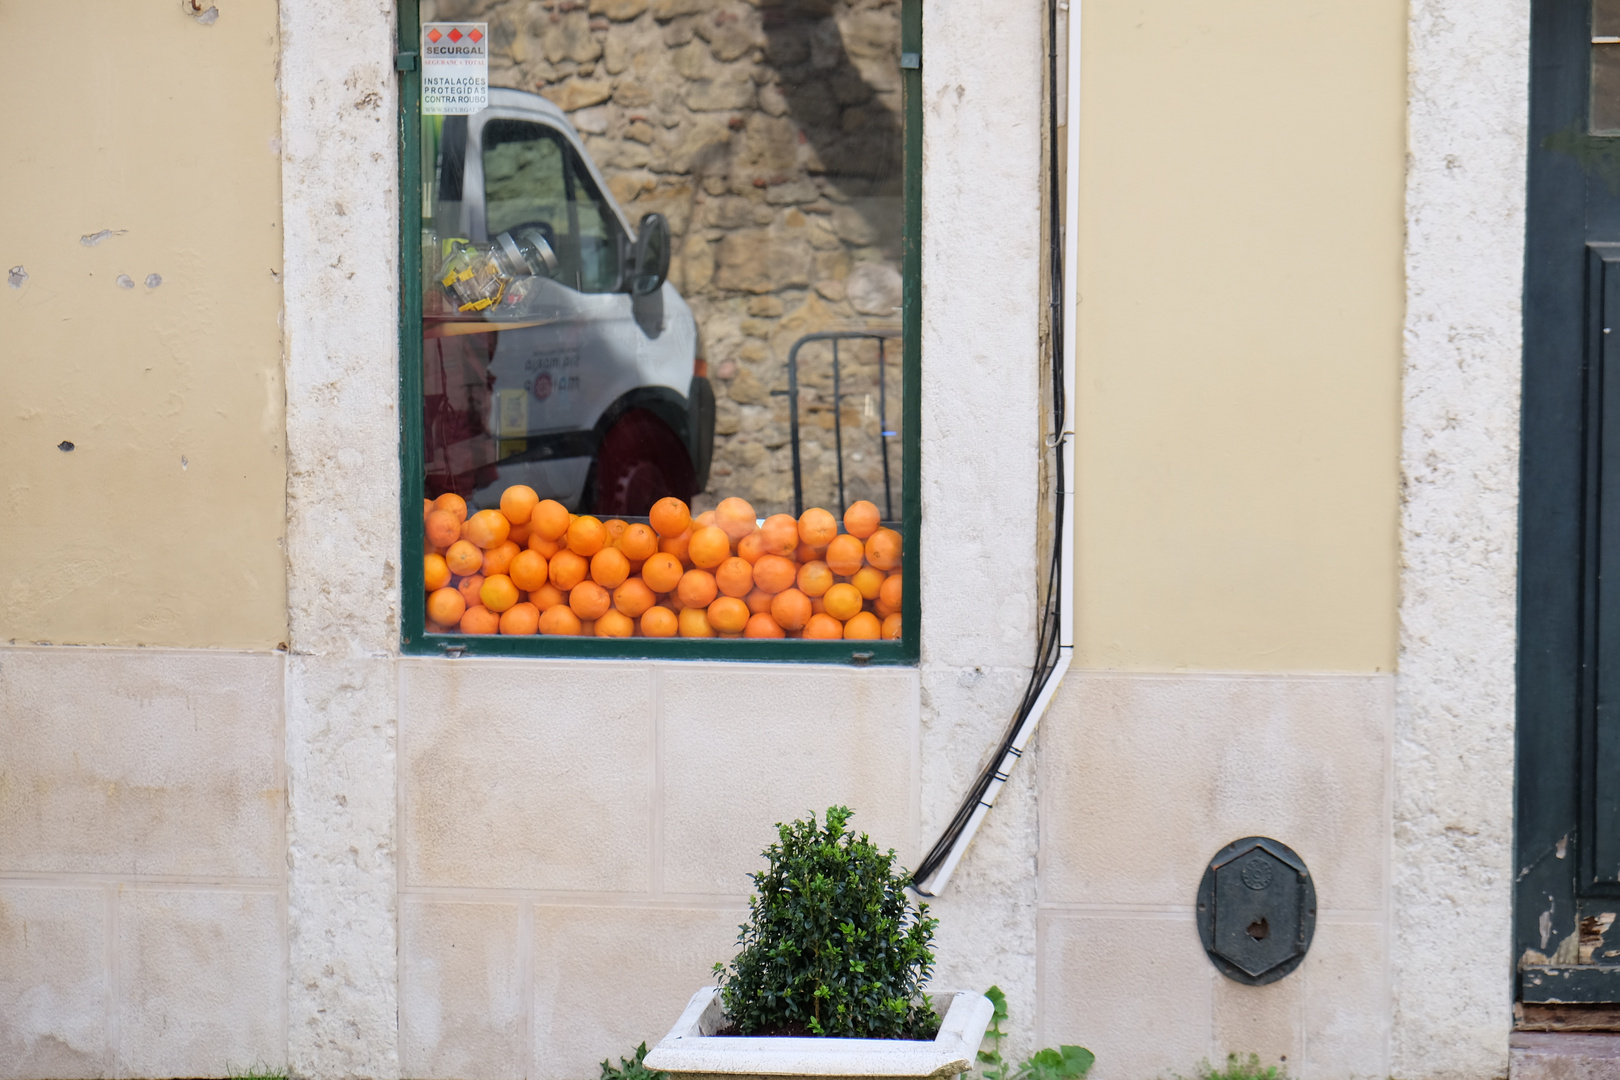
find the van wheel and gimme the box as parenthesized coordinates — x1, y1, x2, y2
(588, 408, 696, 516)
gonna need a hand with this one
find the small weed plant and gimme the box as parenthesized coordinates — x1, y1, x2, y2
(600, 1041, 668, 1080)
(713, 805, 939, 1038)
(225, 1063, 289, 1080)
(976, 985, 1094, 1080)
(1181, 1053, 1284, 1080)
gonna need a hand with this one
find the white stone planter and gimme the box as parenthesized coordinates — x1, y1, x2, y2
(644, 987, 995, 1080)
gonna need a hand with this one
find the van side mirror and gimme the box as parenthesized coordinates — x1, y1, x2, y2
(630, 212, 671, 296)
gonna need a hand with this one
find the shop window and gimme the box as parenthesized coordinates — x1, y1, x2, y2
(399, 0, 920, 660)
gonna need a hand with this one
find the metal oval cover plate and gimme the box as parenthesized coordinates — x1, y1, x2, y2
(1196, 836, 1317, 986)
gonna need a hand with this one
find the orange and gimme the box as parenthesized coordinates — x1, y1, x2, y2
(424, 497, 434, 523)
(641, 552, 685, 594)
(507, 519, 532, 547)
(743, 587, 775, 615)
(424, 553, 451, 592)
(843, 499, 881, 539)
(649, 496, 692, 538)
(851, 566, 885, 600)
(531, 499, 571, 540)
(798, 507, 838, 547)
(446, 540, 483, 577)
(714, 556, 754, 598)
(460, 604, 500, 634)
(596, 609, 635, 637)
(715, 497, 757, 541)
(467, 509, 512, 549)
(619, 523, 659, 561)
(660, 528, 693, 565)
(641, 606, 678, 637)
(879, 572, 902, 611)
(736, 529, 765, 564)
(499, 485, 540, 526)
(759, 514, 798, 556)
(796, 560, 833, 598)
(844, 611, 881, 640)
(549, 549, 589, 591)
(591, 547, 631, 589)
(874, 596, 898, 619)
(771, 588, 812, 630)
(803, 613, 844, 639)
(810, 596, 826, 615)
(567, 515, 608, 557)
(677, 568, 718, 608)
(579, 620, 597, 637)
(509, 549, 549, 592)
(528, 533, 563, 558)
(795, 542, 827, 564)
(688, 526, 731, 569)
(460, 517, 475, 542)
(864, 528, 901, 572)
(708, 596, 750, 634)
(752, 554, 796, 594)
(613, 577, 657, 617)
(480, 574, 520, 613)
(882, 613, 902, 639)
(744, 612, 786, 638)
(826, 534, 865, 576)
(604, 518, 630, 546)
(500, 601, 540, 635)
(679, 606, 715, 638)
(434, 492, 469, 523)
(425, 509, 461, 548)
(538, 604, 583, 635)
(455, 572, 486, 607)
(426, 586, 466, 626)
(569, 580, 612, 621)
(482, 540, 520, 577)
(666, 590, 686, 612)
(823, 582, 864, 621)
(529, 582, 566, 610)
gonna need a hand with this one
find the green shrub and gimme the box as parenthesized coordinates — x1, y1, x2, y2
(600, 1042, 668, 1080)
(1183, 1053, 1283, 1080)
(713, 805, 939, 1039)
(976, 985, 1094, 1080)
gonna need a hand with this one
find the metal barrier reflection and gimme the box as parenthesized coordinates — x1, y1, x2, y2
(774, 331, 901, 519)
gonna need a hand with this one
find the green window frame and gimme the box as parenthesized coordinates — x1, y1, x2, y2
(396, 0, 921, 664)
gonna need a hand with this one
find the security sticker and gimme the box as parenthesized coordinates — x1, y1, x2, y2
(422, 23, 488, 115)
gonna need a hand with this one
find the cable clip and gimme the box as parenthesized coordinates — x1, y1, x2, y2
(1044, 429, 1075, 449)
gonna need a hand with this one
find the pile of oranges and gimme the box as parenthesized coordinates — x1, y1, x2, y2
(421, 486, 903, 640)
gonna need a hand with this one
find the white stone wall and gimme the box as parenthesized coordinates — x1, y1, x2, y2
(1397, 0, 1528, 1077)
(0, 649, 287, 1078)
(0, 1, 1539, 1079)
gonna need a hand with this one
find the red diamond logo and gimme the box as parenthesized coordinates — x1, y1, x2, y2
(469, 28, 483, 43)
(448, 28, 462, 41)
(427, 27, 441, 42)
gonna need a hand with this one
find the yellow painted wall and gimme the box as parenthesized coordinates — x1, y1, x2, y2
(0, 3, 286, 648)
(1074, 0, 1404, 672)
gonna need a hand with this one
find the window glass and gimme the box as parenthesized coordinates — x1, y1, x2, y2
(415, 0, 909, 648)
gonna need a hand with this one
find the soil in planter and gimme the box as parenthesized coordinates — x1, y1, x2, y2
(714, 1011, 940, 1040)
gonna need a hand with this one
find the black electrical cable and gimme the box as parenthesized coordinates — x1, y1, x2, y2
(913, 0, 1068, 892)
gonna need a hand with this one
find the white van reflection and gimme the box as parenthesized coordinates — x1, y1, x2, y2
(422, 87, 715, 516)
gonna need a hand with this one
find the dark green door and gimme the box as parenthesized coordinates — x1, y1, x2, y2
(1520, 0, 1620, 1008)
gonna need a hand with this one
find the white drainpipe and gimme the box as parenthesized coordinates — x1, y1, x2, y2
(914, 1, 1079, 897)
